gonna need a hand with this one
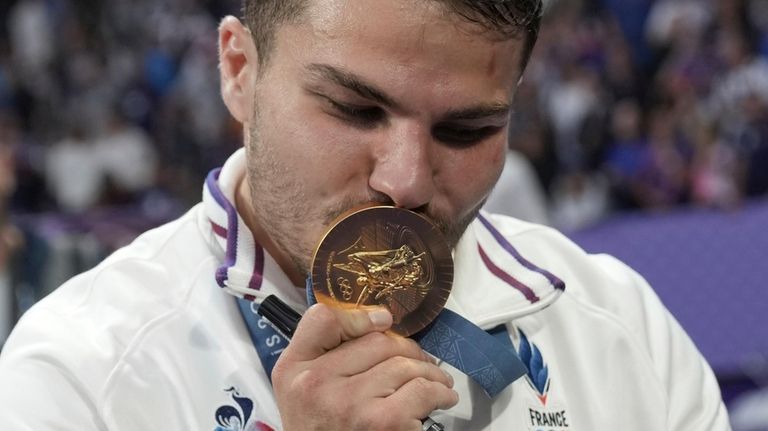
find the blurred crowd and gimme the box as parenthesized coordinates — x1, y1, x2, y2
(0, 0, 244, 339)
(505, 0, 768, 230)
(0, 0, 767, 231)
(1, 0, 241, 218)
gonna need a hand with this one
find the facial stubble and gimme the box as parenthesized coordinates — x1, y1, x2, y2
(245, 113, 484, 281)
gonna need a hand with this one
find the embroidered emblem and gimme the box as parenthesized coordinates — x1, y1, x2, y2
(518, 330, 551, 406)
(517, 330, 571, 430)
(214, 387, 274, 431)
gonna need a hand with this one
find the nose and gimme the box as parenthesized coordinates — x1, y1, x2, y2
(368, 122, 435, 210)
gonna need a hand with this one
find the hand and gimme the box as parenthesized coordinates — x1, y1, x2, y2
(271, 303, 458, 431)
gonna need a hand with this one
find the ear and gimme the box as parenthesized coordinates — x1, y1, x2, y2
(219, 16, 258, 124)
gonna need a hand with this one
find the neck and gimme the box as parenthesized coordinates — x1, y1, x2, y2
(235, 177, 306, 287)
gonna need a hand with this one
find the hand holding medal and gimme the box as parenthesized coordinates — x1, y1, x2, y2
(268, 206, 456, 430)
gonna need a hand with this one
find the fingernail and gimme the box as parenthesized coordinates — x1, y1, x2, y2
(368, 309, 392, 329)
(443, 369, 454, 387)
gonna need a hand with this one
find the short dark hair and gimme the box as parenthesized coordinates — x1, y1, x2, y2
(243, 0, 543, 68)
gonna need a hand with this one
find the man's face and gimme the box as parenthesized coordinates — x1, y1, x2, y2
(235, 0, 525, 277)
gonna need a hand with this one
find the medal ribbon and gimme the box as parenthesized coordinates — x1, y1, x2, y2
(411, 309, 527, 397)
(237, 298, 290, 383)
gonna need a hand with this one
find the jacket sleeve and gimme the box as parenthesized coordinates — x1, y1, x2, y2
(593, 254, 731, 431)
(0, 308, 105, 430)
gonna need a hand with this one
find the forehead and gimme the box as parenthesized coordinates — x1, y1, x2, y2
(271, 0, 525, 106)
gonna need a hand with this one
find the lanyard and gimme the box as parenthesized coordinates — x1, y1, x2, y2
(236, 280, 528, 398)
(237, 298, 289, 382)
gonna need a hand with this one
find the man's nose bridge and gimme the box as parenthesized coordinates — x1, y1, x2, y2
(369, 121, 435, 208)
(386, 122, 431, 172)
(391, 123, 436, 188)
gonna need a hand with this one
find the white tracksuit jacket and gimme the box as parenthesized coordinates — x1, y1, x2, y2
(0, 150, 730, 430)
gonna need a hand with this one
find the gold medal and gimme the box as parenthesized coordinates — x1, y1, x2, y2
(311, 206, 454, 337)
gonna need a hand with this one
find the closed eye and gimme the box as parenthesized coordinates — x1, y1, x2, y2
(325, 98, 385, 129)
(432, 124, 503, 147)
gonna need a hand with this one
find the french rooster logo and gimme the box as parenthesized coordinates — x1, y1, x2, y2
(214, 387, 273, 431)
(518, 331, 551, 406)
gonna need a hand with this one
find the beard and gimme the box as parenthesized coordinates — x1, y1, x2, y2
(245, 123, 483, 280)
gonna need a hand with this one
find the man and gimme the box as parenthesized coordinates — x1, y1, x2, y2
(0, 0, 730, 429)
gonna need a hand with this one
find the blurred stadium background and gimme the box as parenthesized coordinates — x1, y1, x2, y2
(1, 0, 767, 428)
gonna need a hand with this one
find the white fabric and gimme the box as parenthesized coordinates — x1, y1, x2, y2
(0, 150, 730, 430)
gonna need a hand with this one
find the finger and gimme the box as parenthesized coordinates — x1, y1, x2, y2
(282, 303, 392, 362)
(321, 332, 434, 376)
(384, 377, 459, 419)
(356, 356, 454, 398)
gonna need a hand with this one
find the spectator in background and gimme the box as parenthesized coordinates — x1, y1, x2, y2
(604, 98, 648, 210)
(645, 0, 712, 53)
(7, 0, 55, 90)
(545, 61, 602, 172)
(483, 149, 550, 225)
(549, 170, 609, 231)
(639, 107, 690, 209)
(709, 28, 768, 198)
(748, 0, 768, 57)
(96, 109, 158, 205)
(691, 123, 741, 209)
(44, 123, 103, 214)
(709, 30, 768, 129)
(736, 93, 768, 197)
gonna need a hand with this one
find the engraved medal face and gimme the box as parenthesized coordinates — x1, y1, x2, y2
(311, 206, 454, 337)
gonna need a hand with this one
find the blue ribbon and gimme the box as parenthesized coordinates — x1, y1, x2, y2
(236, 298, 289, 383)
(412, 310, 525, 397)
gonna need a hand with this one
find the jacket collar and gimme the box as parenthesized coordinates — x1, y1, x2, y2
(449, 213, 565, 329)
(201, 149, 307, 311)
(202, 149, 565, 325)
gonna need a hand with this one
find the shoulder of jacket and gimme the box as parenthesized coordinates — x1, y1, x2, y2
(478, 213, 660, 327)
(0, 205, 217, 391)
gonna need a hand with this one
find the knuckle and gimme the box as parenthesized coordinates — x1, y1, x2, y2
(392, 355, 415, 372)
(403, 337, 421, 351)
(270, 360, 289, 385)
(413, 376, 432, 390)
(400, 337, 426, 358)
(362, 330, 389, 347)
(306, 303, 339, 328)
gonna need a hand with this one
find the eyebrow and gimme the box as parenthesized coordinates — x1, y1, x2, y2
(306, 63, 512, 122)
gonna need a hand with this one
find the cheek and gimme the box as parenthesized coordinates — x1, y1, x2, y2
(262, 102, 371, 197)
